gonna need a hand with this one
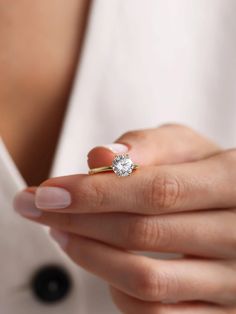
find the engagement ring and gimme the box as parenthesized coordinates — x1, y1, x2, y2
(88, 154, 139, 177)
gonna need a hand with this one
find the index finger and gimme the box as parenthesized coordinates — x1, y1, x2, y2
(33, 149, 236, 214)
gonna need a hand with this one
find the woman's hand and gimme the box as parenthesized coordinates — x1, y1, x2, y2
(14, 124, 236, 313)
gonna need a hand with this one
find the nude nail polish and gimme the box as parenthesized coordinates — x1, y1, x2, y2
(35, 187, 72, 209)
(101, 143, 129, 153)
(14, 191, 42, 218)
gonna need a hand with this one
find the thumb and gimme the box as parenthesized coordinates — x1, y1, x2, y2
(87, 124, 221, 169)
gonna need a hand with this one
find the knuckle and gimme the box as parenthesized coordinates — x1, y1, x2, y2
(117, 129, 149, 142)
(132, 264, 171, 301)
(133, 265, 160, 300)
(89, 181, 106, 208)
(125, 216, 172, 250)
(77, 177, 105, 209)
(158, 123, 202, 141)
(154, 219, 174, 250)
(158, 122, 189, 131)
(125, 216, 158, 249)
(147, 173, 183, 212)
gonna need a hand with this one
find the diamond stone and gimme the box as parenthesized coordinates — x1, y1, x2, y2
(112, 154, 134, 176)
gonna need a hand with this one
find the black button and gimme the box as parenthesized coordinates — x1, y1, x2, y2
(31, 265, 72, 303)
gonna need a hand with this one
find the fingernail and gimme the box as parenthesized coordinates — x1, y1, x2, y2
(101, 143, 129, 153)
(50, 228, 68, 249)
(35, 187, 72, 209)
(13, 191, 42, 218)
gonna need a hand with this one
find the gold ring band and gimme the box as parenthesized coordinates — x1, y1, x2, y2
(88, 154, 139, 177)
(89, 164, 139, 175)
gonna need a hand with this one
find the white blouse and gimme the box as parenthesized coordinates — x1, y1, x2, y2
(1, 1, 236, 313)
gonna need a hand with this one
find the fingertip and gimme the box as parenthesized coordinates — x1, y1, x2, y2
(13, 189, 42, 218)
(87, 144, 129, 168)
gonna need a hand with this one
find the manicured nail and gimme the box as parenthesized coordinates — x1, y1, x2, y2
(35, 187, 72, 209)
(50, 228, 68, 249)
(101, 143, 129, 153)
(13, 191, 42, 218)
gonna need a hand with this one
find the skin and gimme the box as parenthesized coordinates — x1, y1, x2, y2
(15, 124, 236, 313)
(0, 0, 90, 186)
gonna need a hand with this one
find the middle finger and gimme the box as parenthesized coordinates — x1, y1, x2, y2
(20, 208, 236, 259)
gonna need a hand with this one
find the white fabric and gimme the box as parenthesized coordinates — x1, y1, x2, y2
(1, 0, 236, 313)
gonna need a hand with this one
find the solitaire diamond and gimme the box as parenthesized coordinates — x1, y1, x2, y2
(112, 154, 135, 177)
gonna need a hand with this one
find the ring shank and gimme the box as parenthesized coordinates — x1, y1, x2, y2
(88, 164, 139, 175)
(88, 166, 113, 175)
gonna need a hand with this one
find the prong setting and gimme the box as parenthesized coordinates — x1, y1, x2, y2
(112, 154, 135, 176)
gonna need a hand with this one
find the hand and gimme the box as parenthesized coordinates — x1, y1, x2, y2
(14, 124, 236, 313)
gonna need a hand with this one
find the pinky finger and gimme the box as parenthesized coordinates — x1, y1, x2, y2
(109, 286, 230, 314)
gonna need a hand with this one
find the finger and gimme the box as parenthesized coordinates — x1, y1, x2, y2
(50, 229, 236, 305)
(109, 286, 228, 314)
(33, 148, 236, 214)
(87, 124, 221, 169)
(20, 209, 236, 259)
